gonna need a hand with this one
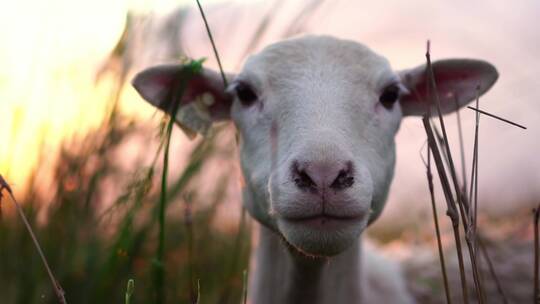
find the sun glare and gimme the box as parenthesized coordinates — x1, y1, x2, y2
(0, 0, 259, 193)
(0, 0, 128, 191)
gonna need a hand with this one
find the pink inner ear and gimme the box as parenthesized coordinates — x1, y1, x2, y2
(411, 69, 482, 100)
(182, 76, 216, 101)
(181, 74, 232, 121)
(155, 75, 175, 86)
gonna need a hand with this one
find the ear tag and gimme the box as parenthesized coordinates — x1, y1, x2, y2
(175, 92, 214, 138)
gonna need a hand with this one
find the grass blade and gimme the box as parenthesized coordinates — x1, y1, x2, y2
(153, 59, 204, 304)
(477, 237, 509, 304)
(242, 269, 248, 304)
(425, 41, 485, 303)
(466, 106, 527, 130)
(454, 96, 467, 195)
(534, 206, 540, 304)
(423, 116, 469, 304)
(425, 148, 452, 304)
(472, 91, 480, 254)
(0, 175, 67, 304)
(195, 0, 228, 87)
(125, 279, 134, 304)
(196, 279, 201, 304)
(185, 194, 197, 303)
(153, 109, 174, 304)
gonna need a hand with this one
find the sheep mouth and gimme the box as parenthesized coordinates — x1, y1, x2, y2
(290, 213, 363, 221)
(283, 213, 365, 229)
(277, 212, 368, 256)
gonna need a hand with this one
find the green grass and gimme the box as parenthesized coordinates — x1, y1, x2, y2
(0, 110, 250, 304)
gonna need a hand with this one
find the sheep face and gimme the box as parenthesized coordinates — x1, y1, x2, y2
(132, 35, 498, 257)
(232, 37, 400, 256)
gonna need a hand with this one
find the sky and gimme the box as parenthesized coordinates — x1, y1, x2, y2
(0, 0, 539, 224)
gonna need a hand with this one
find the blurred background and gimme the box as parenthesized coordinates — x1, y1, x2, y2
(0, 0, 538, 303)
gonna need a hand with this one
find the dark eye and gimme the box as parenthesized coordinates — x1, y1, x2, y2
(379, 84, 400, 109)
(235, 82, 258, 106)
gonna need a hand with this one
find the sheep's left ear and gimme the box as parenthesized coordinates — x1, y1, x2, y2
(132, 63, 234, 136)
(398, 59, 498, 116)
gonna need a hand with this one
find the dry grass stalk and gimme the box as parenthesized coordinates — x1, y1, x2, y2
(425, 41, 471, 227)
(477, 236, 509, 304)
(441, 92, 509, 304)
(423, 116, 469, 304)
(195, 0, 228, 87)
(0, 175, 67, 304)
(184, 194, 197, 303)
(425, 41, 486, 303)
(534, 206, 540, 304)
(425, 148, 452, 304)
(466, 106, 527, 130)
(468, 115, 478, 226)
(454, 97, 468, 194)
(461, 90, 507, 303)
(470, 92, 480, 255)
(432, 124, 451, 171)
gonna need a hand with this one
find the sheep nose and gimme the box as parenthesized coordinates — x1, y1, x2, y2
(291, 160, 355, 192)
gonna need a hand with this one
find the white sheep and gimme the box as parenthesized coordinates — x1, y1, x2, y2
(132, 35, 498, 304)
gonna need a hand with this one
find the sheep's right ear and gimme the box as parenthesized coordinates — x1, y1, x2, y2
(132, 63, 234, 136)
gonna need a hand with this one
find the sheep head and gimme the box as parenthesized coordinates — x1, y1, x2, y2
(132, 35, 498, 257)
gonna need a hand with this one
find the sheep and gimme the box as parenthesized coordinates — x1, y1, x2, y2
(132, 35, 498, 304)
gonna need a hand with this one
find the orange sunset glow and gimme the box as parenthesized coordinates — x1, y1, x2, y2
(0, 0, 125, 188)
(2, 0, 539, 216)
(0, 0, 242, 192)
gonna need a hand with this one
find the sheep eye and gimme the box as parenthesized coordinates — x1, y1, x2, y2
(379, 84, 400, 109)
(235, 82, 258, 106)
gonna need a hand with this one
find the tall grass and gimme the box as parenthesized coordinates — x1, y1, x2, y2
(0, 110, 250, 303)
(534, 206, 540, 303)
(153, 58, 205, 304)
(125, 279, 135, 304)
(421, 40, 529, 304)
(0, 4, 256, 302)
(0, 176, 66, 304)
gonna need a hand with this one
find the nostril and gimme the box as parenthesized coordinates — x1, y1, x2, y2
(292, 162, 317, 191)
(330, 166, 355, 190)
